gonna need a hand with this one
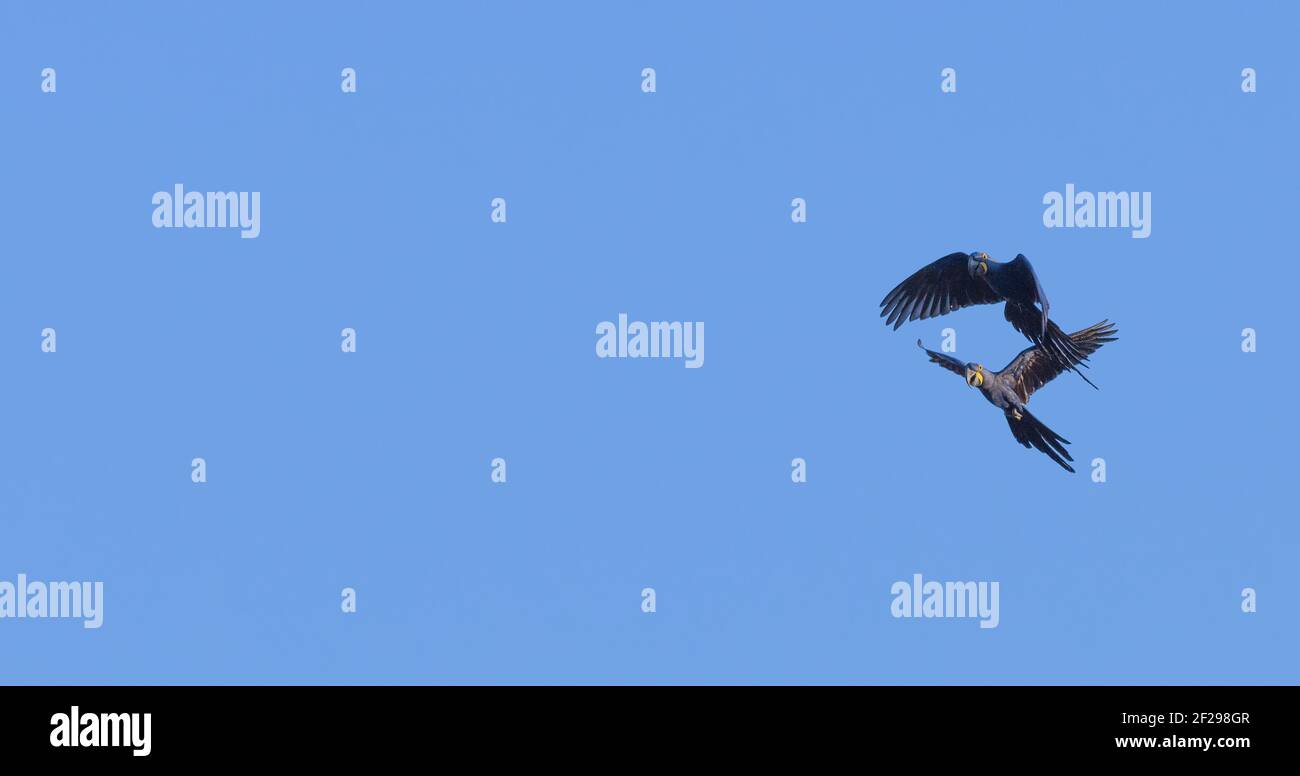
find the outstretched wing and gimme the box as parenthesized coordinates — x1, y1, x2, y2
(989, 254, 1050, 330)
(1005, 408, 1074, 473)
(1003, 303, 1100, 387)
(916, 339, 967, 379)
(999, 320, 1119, 403)
(880, 252, 1003, 330)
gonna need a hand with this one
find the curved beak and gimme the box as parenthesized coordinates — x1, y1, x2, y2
(965, 369, 983, 388)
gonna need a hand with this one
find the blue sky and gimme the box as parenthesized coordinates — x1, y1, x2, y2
(0, 1, 1295, 683)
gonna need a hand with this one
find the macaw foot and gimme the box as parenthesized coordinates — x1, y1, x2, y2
(1011, 408, 1023, 421)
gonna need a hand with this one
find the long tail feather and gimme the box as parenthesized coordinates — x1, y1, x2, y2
(1006, 409, 1075, 473)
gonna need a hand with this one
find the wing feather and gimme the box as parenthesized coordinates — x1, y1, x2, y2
(1004, 303, 1106, 388)
(880, 253, 1002, 330)
(999, 320, 1119, 403)
(994, 254, 1050, 324)
(916, 339, 967, 380)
